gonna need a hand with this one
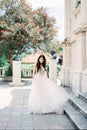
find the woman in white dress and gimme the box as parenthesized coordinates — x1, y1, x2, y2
(28, 55, 69, 114)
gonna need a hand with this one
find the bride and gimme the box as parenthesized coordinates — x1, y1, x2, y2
(28, 55, 69, 114)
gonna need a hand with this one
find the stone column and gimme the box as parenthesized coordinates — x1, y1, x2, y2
(85, 28, 87, 68)
(81, 27, 87, 93)
(12, 61, 22, 85)
(49, 59, 57, 83)
(62, 45, 66, 68)
(64, 0, 71, 38)
(81, 26, 87, 70)
(61, 45, 66, 86)
(81, 0, 87, 25)
(73, 29, 86, 94)
(62, 0, 71, 88)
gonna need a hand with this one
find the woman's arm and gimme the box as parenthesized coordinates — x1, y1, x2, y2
(32, 64, 37, 79)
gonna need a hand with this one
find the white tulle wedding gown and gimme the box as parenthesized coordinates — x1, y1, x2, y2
(28, 68, 69, 114)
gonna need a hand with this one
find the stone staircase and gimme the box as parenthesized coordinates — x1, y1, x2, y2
(64, 89, 87, 129)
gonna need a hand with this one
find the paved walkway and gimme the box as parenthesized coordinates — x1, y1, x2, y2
(0, 81, 76, 130)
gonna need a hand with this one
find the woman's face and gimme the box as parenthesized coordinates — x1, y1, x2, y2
(39, 57, 44, 64)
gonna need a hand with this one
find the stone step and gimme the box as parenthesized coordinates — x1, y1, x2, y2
(64, 102, 87, 130)
(79, 93, 87, 103)
(68, 96, 87, 118)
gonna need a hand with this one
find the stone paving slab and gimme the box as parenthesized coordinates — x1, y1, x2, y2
(0, 83, 76, 130)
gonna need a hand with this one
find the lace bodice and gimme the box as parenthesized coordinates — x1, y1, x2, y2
(35, 66, 47, 76)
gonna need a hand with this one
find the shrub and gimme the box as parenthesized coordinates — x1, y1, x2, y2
(5, 65, 12, 76)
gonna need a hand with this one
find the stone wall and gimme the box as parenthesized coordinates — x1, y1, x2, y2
(63, 0, 87, 94)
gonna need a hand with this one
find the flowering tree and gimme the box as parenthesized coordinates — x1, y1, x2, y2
(0, 0, 57, 61)
(31, 8, 57, 51)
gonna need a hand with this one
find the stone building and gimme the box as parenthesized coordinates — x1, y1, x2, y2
(62, 0, 87, 94)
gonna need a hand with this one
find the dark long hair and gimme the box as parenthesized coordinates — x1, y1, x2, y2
(36, 55, 46, 72)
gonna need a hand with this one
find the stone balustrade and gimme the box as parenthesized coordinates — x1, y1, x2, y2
(0, 67, 7, 77)
(21, 68, 33, 78)
(0, 67, 33, 78)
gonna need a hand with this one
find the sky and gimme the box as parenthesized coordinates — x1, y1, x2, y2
(27, 0, 64, 41)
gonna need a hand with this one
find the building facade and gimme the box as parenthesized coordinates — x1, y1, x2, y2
(62, 0, 87, 94)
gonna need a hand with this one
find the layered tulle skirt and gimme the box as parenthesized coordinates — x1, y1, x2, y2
(28, 72, 69, 114)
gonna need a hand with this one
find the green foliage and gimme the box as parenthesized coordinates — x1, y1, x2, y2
(49, 41, 63, 59)
(0, 0, 57, 61)
(0, 55, 8, 67)
(5, 64, 12, 76)
(46, 63, 49, 72)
